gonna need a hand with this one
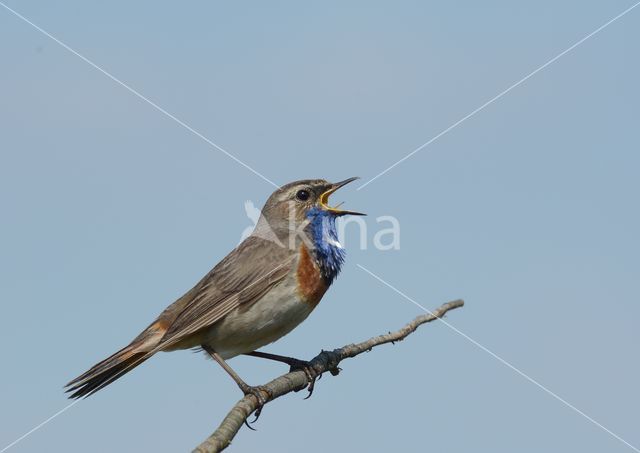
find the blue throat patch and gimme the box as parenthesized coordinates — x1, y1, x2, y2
(305, 207, 346, 284)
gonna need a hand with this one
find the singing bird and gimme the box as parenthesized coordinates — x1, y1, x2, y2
(66, 178, 364, 408)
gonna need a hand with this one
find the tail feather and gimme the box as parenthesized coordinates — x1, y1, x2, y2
(66, 320, 169, 399)
(65, 345, 151, 399)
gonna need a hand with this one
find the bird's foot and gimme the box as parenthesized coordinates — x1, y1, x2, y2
(287, 360, 321, 399)
(239, 384, 272, 427)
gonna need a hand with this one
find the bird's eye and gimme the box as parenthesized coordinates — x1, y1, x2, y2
(296, 189, 310, 201)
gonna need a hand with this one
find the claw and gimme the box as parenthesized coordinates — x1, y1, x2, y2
(243, 418, 257, 431)
(288, 361, 320, 399)
(240, 385, 271, 426)
(250, 405, 263, 424)
(303, 367, 319, 400)
(304, 375, 317, 400)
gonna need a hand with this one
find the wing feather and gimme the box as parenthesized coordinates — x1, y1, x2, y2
(150, 236, 295, 352)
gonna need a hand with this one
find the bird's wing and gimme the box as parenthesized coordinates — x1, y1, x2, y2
(151, 236, 296, 352)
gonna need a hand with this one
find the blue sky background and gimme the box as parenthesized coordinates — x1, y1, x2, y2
(1, 1, 639, 452)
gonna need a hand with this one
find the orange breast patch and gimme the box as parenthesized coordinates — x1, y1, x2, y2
(296, 244, 327, 306)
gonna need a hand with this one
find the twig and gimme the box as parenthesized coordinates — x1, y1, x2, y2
(193, 299, 464, 452)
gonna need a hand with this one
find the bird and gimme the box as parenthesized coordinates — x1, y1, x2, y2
(65, 177, 364, 412)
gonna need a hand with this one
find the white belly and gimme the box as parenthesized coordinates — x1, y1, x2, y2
(201, 272, 316, 359)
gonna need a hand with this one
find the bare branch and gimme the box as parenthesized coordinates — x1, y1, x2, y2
(193, 299, 464, 453)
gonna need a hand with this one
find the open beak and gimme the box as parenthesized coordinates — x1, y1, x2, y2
(319, 177, 366, 216)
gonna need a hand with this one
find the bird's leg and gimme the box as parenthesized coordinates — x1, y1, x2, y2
(202, 346, 271, 424)
(245, 350, 311, 369)
(244, 351, 319, 398)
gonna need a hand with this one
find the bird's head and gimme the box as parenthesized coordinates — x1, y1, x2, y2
(255, 177, 364, 243)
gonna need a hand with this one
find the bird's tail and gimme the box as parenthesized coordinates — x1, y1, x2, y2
(65, 321, 166, 399)
(65, 345, 150, 399)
